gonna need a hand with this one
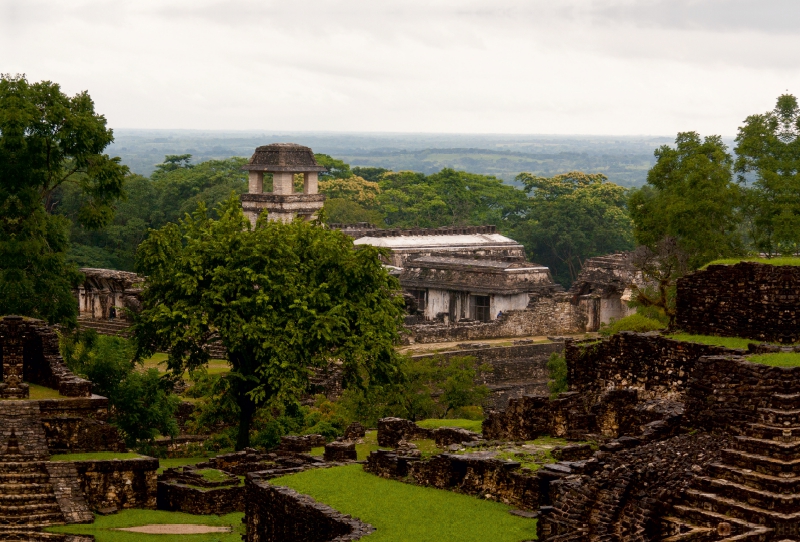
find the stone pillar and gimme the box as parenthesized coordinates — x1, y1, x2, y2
(0, 316, 30, 399)
(303, 172, 318, 195)
(248, 171, 263, 194)
(273, 173, 294, 195)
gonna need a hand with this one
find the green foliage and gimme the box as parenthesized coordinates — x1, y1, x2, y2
(0, 75, 127, 325)
(47, 510, 245, 542)
(747, 352, 800, 367)
(599, 314, 666, 337)
(338, 355, 490, 424)
(315, 154, 353, 180)
(352, 166, 390, 182)
(60, 330, 179, 446)
(378, 168, 528, 229)
(274, 465, 538, 542)
(547, 352, 568, 397)
(735, 94, 800, 256)
(629, 132, 743, 269)
(513, 171, 634, 286)
(133, 198, 405, 449)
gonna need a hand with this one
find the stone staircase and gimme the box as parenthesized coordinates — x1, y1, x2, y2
(662, 392, 800, 541)
(76, 316, 132, 338)
(0, 430, 63, 530)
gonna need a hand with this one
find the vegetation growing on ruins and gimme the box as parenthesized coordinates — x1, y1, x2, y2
(704, 256, 800, 267)
(274, 464, 538, 542)
(666, 333, 755, 350)
(133, 197, 406, 449)
(746, 352, 800, 367)
(599, 314, 666, 336)
(416, 418, 483, 433)
(547, 352, 568, 397)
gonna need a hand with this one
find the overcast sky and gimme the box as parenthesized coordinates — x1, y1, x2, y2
(2, 0, 798, 136)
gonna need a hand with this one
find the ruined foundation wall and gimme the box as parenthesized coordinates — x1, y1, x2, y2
(72, 458, 158, 510)
(38, 397, 126, 453)
(405, 294, 585, 344)
(157, 482, 244, 515)
(566, 332, 741, 399)
(413, 342, 562, 410)
(245, 477, 374, 542)
(676, 262, 800, 343)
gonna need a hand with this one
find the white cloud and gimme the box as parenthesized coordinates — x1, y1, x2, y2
(2, 0, 797, 135)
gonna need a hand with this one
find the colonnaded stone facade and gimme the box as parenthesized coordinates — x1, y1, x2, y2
(677, 261, 800, 343)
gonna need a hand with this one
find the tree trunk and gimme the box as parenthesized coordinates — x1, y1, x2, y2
(236, 395, 255, 451)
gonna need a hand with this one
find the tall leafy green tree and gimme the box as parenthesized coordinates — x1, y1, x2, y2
(628, 132, 742, 269)
(0, 75, 127, 325)
(133, 197, 405, 449)
(513, 171, 634, 286)
(735, 94, 800, 255)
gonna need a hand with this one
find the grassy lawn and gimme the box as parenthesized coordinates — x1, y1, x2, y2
(51, 452, 144, 462)
(747, 352, 800, 367)
(142, 354, 229, 377)
(667, 333, 755, 350)
(47, 509, 244, 542)
(274, 464, 537, 542)
(704, 257, 800, 267)
(417, 418, 483, 433)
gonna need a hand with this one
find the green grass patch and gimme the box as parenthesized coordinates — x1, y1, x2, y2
(599, 314, 666, 336)
(157, 456, 209, 474)
(197, 468, 228, 482)
(0, 383, 66, 401)
(50, 452, 144, 462)
(47, 509, 244, 542)
(142, 355, 229, 378)
(747, 352, 800, 367)
(417, 418, 483, 433)
(409, 438, 441, 458)
(704, 257, 800, 267)
(273, 465, 537, 542)
(667, 333, 754, 350)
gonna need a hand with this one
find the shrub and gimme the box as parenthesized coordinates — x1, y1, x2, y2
(547, 352, 568, 397)
(599, 314, 666, 337)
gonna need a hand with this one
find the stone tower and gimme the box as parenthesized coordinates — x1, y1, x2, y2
(240, 143, 327, 225)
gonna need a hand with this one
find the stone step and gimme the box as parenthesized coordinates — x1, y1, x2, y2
(0, 503, 61, 515)
(0, 494, 59, 505)
(746, 423, 800, 442)
(0, 460, 50, 469)
(758, 407, 800, 426)
(669, 505, 772, 541)
(770, 393, 800, 411)
(683, 489, 800, 525)
(0, 474, 48, 483)
(0, 511, 64, 527)
(721, 449, 800, 477)
(708, 463, 800, 495)
(734, 436, 800, 461)
(695, 476, 800, 513)
(0, 484, 53, 495)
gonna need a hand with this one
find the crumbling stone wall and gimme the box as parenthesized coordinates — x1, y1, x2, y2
(412, 342, 562, 410)
(157, 482, 244, 515)
(537, 433, 730, 541)
(405, 294, 586, 343)
(245, 476, 374, 542)
(72, 458, 158, 510)
(366, 450, 540, 509)
(676, 262, 800, 343)
(0, 317, 92, 397)
(566, 332, 742, 399)
(39, 397, 125, 453)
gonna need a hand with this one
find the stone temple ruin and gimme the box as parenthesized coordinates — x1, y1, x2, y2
(0, 316, 155, 537)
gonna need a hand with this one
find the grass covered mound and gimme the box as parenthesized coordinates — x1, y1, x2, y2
(599, 314, 666, 336)
(416, 418, 483, 433)
(703, 257, 800, 267)
(747, 352, 800, 367)
(666, 333, 755, 350)
(47, 510, 244, 542)
(273, 464, 537, 542)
